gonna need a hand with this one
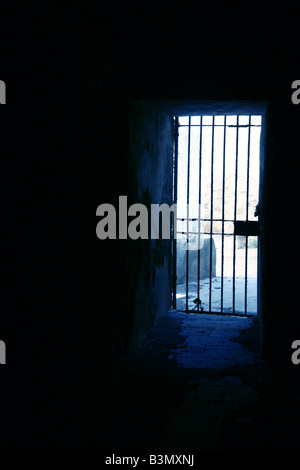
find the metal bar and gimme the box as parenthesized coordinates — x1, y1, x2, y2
(178, 124, 261, 128)
(244, 241, 248, 314)
(179, 218, 242, 222)
(233, 115, 239, 314)
(244, 116, 251, 315)
(177, 218, 200, 221)
(246, 116, 251, 222)
(209, 116, 215, 313)
(179, 309, 255, 318)
(179, 232, 235, 236)
(185, 116, 191, 312)
(197, 116, 203, 312)
(172, 117, 179, 309)
(228, 124, 251, 128)
(221, 116, 227, 313)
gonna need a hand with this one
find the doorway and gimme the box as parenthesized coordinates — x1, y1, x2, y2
(173, 114, 262, 315)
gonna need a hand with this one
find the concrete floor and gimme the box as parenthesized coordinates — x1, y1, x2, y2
(101, 311, 300, 451)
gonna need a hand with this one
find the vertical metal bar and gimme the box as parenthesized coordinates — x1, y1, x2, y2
(197, 116, 203, 312)
(186, 116, 191, 312)
(221, 116, 227, 313)
(233, 115, 239, 314)
(209, 116, 215, 313)
(257, 119, 262, 318)
(173, 117, 179, 309)
(244, 115, 251, 315)
(246, 117, 251, 222)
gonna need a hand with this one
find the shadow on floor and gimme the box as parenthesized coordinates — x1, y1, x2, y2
(101, 312, 300, 451)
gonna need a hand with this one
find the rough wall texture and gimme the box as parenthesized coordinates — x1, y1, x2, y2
(127, 102, 174, 348)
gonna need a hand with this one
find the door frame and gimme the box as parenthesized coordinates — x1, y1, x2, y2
(154, 100, 268, 318)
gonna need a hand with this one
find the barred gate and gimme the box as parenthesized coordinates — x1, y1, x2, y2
(173, 114, 262, 315)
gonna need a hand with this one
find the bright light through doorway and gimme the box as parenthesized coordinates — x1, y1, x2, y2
(175, 114, 262, 315)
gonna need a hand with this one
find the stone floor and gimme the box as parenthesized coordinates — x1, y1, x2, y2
(101, 311, 300, 451)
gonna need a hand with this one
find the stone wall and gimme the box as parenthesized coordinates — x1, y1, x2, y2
(127, 102, 174, 348)
(177, 238, 216, 283)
